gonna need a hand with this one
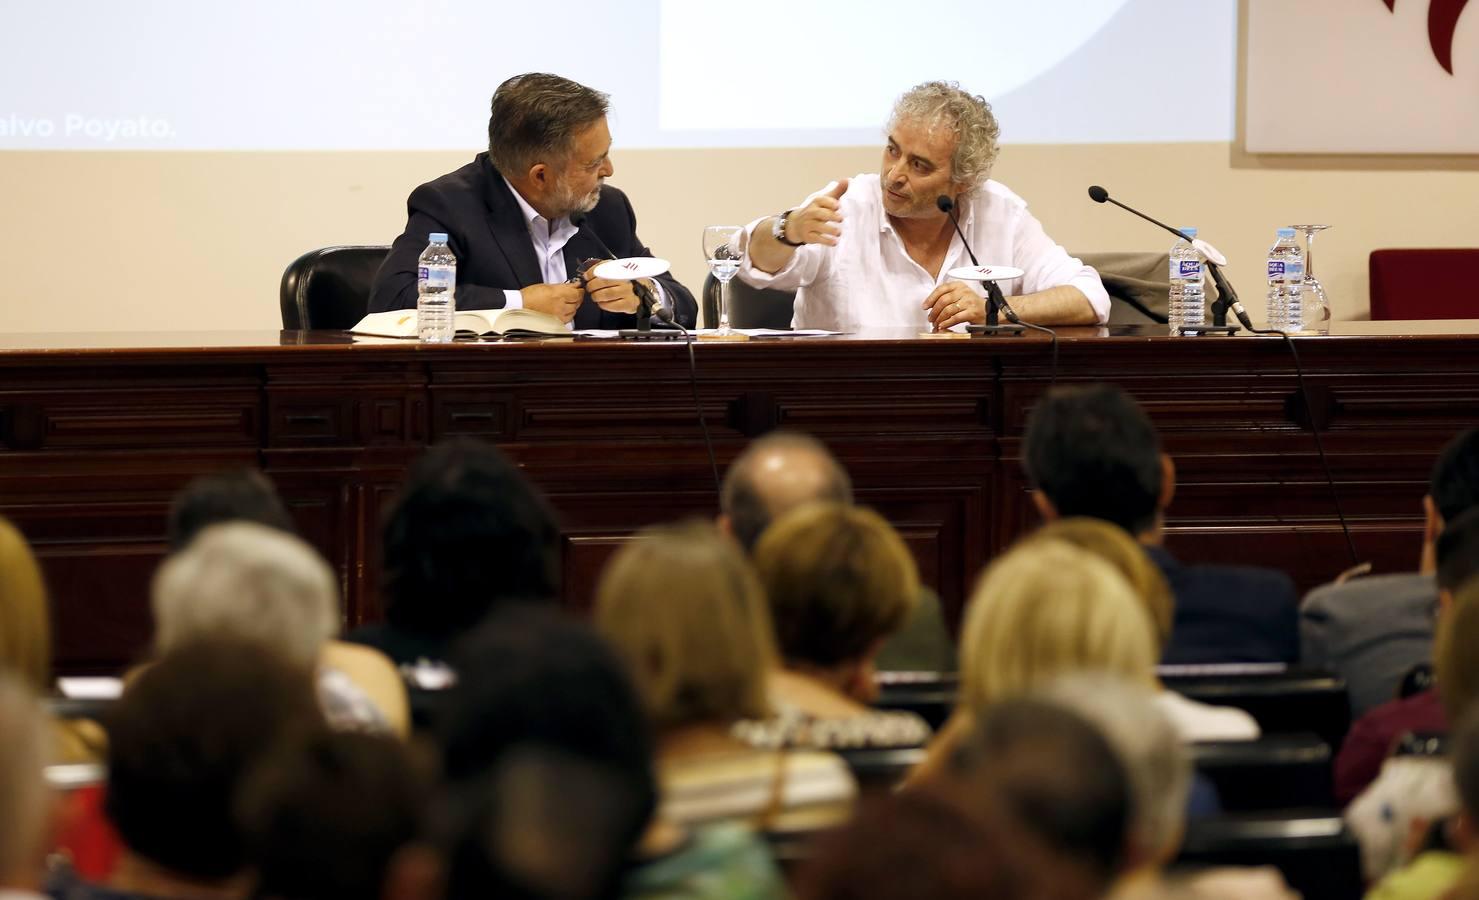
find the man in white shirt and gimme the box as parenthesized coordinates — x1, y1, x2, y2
(740, 81, 1107, 332)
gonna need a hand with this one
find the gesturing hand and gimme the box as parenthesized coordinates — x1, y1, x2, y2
(783, 178, 850, 246)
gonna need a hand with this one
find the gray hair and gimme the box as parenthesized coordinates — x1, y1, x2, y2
(487, 73, 610, 177)
(1039, 674, 1190, 862)
(0, 673, 51, 880)
(888, 80, 1001, 191)
(152, 521, 340, 669)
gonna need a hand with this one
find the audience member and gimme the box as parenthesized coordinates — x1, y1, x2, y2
(595, 521, 856, 835)
(437, 606, 785, 900)
(0, 517, 105, 763)
(795, 789, 1100, 900)
(80, 638, 324, 900)
(236, 732, 434, 900)
(718, 430, 952, 672)
(1031, 519, 1260, 741)
(346, 438, 561, 674)
(737, 502, 931, 750)
(1022, 383, 1300, 664)
(1425, 706, 1479, 900)
(1335, 508, 1479, 804)
(165, 469, 295, 553)
(1303, 427, 1479, 718)
(0, 673, 55, 900)
(152, 522, 408, 735)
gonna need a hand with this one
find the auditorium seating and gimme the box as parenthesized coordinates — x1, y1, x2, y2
(1369, 248, 1479, 320)
(1176, 812, 1362, 900)
(279, 245, 390, 330)
(1161, 668, 1352, 751)
(1190, 734, 1335, 811)
(836, 746, 928, 794)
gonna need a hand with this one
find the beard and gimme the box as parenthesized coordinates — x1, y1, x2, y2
(554, 179, 603, 217)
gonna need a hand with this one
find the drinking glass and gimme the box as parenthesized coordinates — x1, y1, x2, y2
(703, 225, 746, 336)
(1289, 224, 1332, 329)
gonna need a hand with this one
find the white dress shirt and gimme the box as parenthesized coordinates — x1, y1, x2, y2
(738, 174, 1109, 331)
(501, 177, 667, 326)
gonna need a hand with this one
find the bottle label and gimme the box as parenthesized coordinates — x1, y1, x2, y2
(418, 266, 454, 289)
(1267, 260, 1286, 280)
(1172, 259, 1201, 279)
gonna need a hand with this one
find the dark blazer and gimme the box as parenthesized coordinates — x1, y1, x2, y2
(1148, 546, 1301, 665)
(368, 153, 696, 329)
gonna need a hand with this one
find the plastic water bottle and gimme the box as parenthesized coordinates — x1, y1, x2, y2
(1265, 227, 1305, 331)
(1167, 227, 1205, 334)
(417, 233, 456, 343)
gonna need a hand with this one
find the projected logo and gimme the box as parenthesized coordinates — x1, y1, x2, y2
(1385, 0, 1473, 73)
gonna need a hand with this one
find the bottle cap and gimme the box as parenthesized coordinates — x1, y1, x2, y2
(429, 232, 448, 243)
(1179, 227, 1197, 239)
(1276, 227, 1296, 239)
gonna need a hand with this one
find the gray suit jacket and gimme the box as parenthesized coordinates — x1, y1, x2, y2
(1300, 572, 1436, 718)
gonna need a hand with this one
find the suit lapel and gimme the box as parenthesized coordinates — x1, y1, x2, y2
(480, 156, 543, 288)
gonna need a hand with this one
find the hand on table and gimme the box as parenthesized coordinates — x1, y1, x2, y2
(923, 281, 985, 331)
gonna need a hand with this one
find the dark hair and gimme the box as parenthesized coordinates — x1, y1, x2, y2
(720, 431, 854, 553)
(167, 469, 294, 552)
(238, 732, 429, 900)
(1022, 384, 1163, 535)
(382, 439, 560, 638)
(796, 790, 1098, 900)
(436, 607, 656, 900)
(1431, 428, 1479, 523)
(1438, 507, 1479, 594)
(104, 638, 323, 880)
(487, 73, 610, 177)
(947, 699, 1131, 889)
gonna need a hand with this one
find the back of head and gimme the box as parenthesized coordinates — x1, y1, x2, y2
(1430, 428, 1479, 523)
(595, 521, 775, 730)
(382, 438, 560, 638)
(1449, 702, 1479, 820)
(947, 698, 1132, 890)
(1437, 577, 1479, 722)
(959, 539, 1158, 714)
(1023, 384, 1163, 535)
(238, 731, 429, 900)
(720, 431, 853, 553)
(1438, 507, 1479, 594)
(0, 673, 51, 885)
(1032, 517, 1174, 649)
(753, 502, 920, 668)
(487, 73, 610, 176)
(0, 518, 50, 692)
(166, 469, 294, 553)
(437, 608, 656, 900)
(889, 80, 1001, 192)
(105, 637, 324, 881)
(796, 789, 1098, 900)
(1039, 675, 1190, 867)
(152, 521, 340, 669)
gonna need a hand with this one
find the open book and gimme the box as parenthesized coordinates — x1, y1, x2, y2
(350, 308, 571, 339)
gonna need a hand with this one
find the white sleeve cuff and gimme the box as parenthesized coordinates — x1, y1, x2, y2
(502, 289, 524, 310)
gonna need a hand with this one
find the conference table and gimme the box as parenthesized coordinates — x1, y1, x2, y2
(3, 321, 1476, 674)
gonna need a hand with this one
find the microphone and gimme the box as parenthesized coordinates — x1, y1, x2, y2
(1086, 185, 1252, 331)
(569, 212, 671, 325)
(935, 195, 1020, 327)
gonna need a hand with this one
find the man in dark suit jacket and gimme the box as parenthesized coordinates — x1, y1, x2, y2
(1021, 383, 1300, 664)
(369, 73, 696, 330)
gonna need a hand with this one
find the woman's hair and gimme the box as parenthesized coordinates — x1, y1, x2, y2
(0, 518, 51, 692)
(1437, 578, 1479, 722)
(1031, 518, 1174, 648)
(752, 502, 919, 668)
(595, 521, 776, 730)
(959, 539, 1158, 714)
(152, 521, 340, 668)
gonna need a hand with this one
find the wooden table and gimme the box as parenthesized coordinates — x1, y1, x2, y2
(4, 322, 1476, 673)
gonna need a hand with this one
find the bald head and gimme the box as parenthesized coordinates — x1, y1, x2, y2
(720, 432, 853, 553)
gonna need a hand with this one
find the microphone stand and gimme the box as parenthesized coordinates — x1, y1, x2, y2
(934, 195, 1023, 337)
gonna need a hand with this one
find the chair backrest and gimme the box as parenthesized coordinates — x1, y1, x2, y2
(1190, 733, 1334, 811)
(1077, 250, 1181, 325)
(837, 746, 928, 794)
(702, 274, 796, 329)
(873, 672, 958, 731)
(1163, 669, 1352, 752)
(1176, 812, 1362, 900)
(1370, 248, 1479, 320)
(280, 245, 391, 330)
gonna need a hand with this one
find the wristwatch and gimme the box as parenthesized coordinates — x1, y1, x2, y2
(772, 209, 804, 247)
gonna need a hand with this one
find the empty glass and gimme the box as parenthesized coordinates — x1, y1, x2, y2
(1289, 224, 1331, 330)
(703, 225, 746, 336)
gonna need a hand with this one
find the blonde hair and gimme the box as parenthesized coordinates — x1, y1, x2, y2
(753, 503, 919, 667)
(0, 518, 50, 693)
(595, 521, 775, 730)
(959, 540, 1158, 714)
(1032, 518, 1174, 648)
(1438, 579, 1479, 722)
(0, 673, 52, 879)
(152, 522, 340, 668)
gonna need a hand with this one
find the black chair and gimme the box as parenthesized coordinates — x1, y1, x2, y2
(873, 672, 958, 731)
(1176, 812, 1363, 900)
(279, 245, 391, 330)
(45, 696, 115, 722)
(1162, 669, 1352, 752)
(701, 274, 796, 329)
(1191, 733, 1335, 812)
(837, 746, 928, 794)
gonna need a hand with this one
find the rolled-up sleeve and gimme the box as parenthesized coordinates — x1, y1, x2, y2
(1013, 208, 1111, 325)
(737, 216, 829, 293)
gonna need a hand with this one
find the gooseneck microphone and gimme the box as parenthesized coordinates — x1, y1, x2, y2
(569, 212, 671, 325)
(1086, 185, 1252, 332)
(936, 195, 1019, 328)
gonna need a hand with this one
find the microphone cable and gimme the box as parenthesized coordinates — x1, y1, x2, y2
(663, 315, 722, 498)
